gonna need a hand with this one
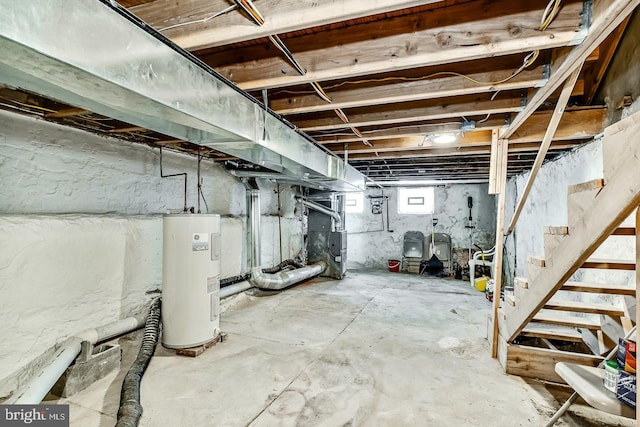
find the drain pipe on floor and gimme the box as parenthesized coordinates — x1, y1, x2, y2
(10, 314, 147, 404)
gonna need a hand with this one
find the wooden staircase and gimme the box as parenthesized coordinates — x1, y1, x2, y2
(496, 112, 640, 383)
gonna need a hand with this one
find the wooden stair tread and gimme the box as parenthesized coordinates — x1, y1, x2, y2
(582, 258, 636, 270)
(567, 178, 605, 194)
(514, 277, 529, 288)
(527, 256, 546, 267)
(544, 226, 569, 235)
(504, 294, 516, 306)
(532, 312, 601, 329)
(561, 281, 635, 296)
(612, 227, 636, 236)
(521, 324, 583, 342)
(543, 300, 624, 316)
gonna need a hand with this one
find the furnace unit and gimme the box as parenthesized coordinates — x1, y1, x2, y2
(307, 193, 347, 279)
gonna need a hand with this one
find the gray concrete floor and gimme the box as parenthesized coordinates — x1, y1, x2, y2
(51, 270, 635, 426)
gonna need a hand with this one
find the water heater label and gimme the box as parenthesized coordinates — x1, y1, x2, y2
(192, 233, 209, 251)
(207, 275, 219, 293)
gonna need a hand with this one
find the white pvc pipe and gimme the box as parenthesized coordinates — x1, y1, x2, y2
(13, 337, 83, 404)
(296, 198, 342, 231)
(220, 280, 253, 299)
(10, 315, 146, 405)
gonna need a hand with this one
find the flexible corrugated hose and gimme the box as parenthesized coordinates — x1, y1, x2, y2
(116, 298, 161, 427)
(261, 259, 304, 274)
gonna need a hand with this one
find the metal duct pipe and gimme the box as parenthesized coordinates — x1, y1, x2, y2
(296, 197, 343, 232)
(0, 1, 366, 192)
(251, 261, 327, 291)
(11, 314, 147, 404)
(243, 178, 261, 270)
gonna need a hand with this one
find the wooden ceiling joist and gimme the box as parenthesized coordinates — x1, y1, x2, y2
(203, 1, 586, 90)
(45, 108, 90, 118)
(270, 65, 546, 116)
(316, 107, 606, 149)
(503, 0, 640, 138)
(346, 140, 588, 161)
(311, 117, 507, 144)
(131, 0, 438, 51)
(296, 95, 525, 132)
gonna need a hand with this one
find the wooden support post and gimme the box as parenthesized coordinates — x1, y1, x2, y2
(491, 137, 509, 358)
(488, 129, 500, 195)
(506, 65, 583, 235)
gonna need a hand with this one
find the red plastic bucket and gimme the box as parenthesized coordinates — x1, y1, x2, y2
(387, 259, 400, 272)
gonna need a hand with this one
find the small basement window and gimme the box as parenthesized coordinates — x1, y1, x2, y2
(397, 187, 434, 214)
(345, 192, 364, 213)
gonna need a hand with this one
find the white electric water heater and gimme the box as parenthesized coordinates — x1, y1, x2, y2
(162, 214, 221, 348)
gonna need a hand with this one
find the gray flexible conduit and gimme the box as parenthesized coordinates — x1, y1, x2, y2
(261, 259, 305, 274)
(220, 273, 252, 288)
(116, 298, 161, 427)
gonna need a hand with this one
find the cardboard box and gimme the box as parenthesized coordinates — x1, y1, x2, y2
(616, 370, 636, 408)
(625, 340, 636, 373)
(618, 338, 628, 369)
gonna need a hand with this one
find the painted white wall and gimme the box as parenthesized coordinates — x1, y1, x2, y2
(0, 111, 245, 216)
(504, 140, 604, 279)
(0, 215, 160, 393)
(345, 184, 496, 269)
(0, 110, 302, 395)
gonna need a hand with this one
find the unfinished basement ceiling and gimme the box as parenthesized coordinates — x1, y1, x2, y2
(0, 0, 633, 184)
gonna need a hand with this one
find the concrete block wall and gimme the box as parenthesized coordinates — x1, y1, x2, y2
(0, 110, 303, 396)
(346, 184, 496, 269)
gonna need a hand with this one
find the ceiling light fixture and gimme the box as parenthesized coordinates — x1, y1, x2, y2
(432, 133, 457, 144)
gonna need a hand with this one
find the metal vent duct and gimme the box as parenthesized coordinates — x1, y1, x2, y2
(0, 0, 365, 192)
